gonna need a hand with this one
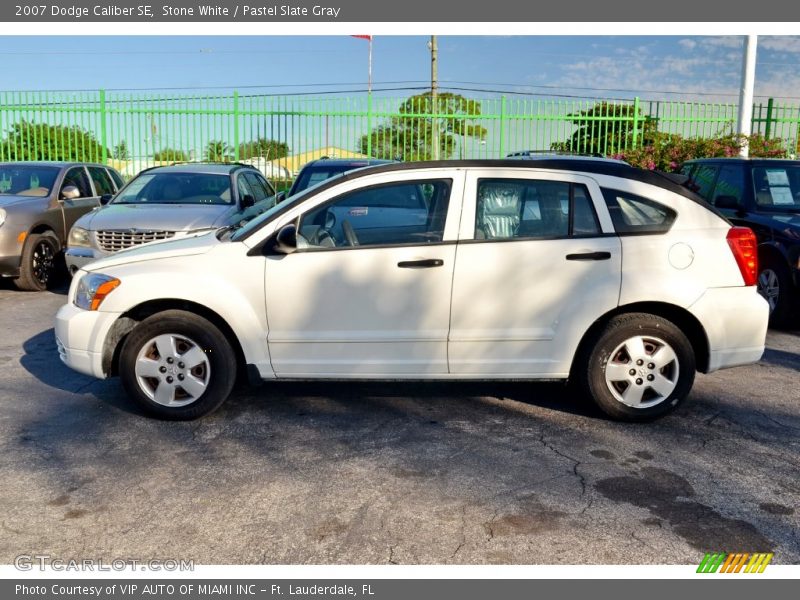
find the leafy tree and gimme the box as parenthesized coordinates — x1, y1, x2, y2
(204, 140, 233, 162)
(112, 141, 130, 160)
(238, 137, 289, 160)
(0, 120, 109, 162)
(359, 92, 487, 161)
(550, 102, 658, 156)
(153, 147, 188, 162)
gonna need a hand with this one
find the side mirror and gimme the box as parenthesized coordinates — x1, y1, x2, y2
(240, 193, 255, 209)
(275, 191, 287, 204)
(272, 224, 297, 255)
(715, 195, 740, 210)
(100, 194, 113, 205)
(61, 185, 81, 200)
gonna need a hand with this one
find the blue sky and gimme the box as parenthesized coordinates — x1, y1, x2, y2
(0, 35, 799, 100)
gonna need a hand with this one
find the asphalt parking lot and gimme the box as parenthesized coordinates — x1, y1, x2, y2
(0, 279, 798, 565)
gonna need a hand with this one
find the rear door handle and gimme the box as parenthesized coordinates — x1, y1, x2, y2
(397, 259, 444, 269)
(565, 251, 611, 261)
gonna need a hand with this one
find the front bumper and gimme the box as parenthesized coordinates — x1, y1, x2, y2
(55, 302, 121, 379)
(688, 286, 769, 373)
(0, 254, 21, 278)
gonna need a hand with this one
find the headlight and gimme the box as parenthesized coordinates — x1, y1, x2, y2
(74, 273, 120, 311)
(68, 226, 91, 248)
(0, 208, 6, 227)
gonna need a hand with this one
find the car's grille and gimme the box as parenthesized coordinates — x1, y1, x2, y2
(96, 230, 176, 252)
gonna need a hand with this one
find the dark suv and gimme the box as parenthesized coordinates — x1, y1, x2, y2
(286, 158, 395, 198)
(681, 158, 800, 324)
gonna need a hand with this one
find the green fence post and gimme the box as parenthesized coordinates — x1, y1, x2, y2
(366, 91, 373, 157)
(233, 90, 240, 161)
(99, 89, 108, 163)
(499, 95, 507, 158)
(764, 97, 774, 139)
(631, 96, 641, 149)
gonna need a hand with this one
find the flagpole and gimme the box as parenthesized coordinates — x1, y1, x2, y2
(368, 36, 373, 94)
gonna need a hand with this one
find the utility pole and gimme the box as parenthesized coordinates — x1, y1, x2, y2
(737, 35, 758, 158)
(430, 35, 439, 160)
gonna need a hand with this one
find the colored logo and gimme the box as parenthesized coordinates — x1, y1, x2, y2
(697, 552, 773, 573)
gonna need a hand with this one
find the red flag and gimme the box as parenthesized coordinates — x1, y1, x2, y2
(351, 35, 372, 40)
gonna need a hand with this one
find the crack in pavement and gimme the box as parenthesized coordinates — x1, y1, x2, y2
(539, 434, 586, 498)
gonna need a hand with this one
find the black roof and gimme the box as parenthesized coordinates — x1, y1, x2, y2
(683, 157, 800, 165)
(318, 159, 710, 201)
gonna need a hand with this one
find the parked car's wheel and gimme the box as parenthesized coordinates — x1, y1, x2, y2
(757, 256, 793, 326)
(575, 313, 695, 421)
(14, 232, 60, 291)
(119, 310, 237, 420)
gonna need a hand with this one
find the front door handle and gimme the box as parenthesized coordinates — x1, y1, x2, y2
(565, 251, 611, 261)
(397, 259, 444, 269)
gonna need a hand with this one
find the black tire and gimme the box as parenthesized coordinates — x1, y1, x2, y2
(119, 310, 238, 420)
(757, 256, 794, 327)
(14, 232, 60, 291)
(574, 313, 696, 422)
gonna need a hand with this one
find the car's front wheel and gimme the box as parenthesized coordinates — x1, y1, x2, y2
(15, 232, 60, 291)
(575, 313, 696, 421)
(119, 310, 237, 420)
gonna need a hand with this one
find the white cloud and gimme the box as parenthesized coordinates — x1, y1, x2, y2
(678, 39, 697, 50)
(700, 36, 743, 49)
(760, 36, 800, 54)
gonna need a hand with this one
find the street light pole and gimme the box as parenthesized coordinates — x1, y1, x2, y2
(430, 35, 439, 160)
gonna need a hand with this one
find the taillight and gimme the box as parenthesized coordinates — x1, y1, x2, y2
(726, 227, 758, 286)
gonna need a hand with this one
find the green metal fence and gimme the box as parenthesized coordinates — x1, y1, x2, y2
(1, 89, 798, 183)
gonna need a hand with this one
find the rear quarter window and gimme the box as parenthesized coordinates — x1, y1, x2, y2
(602, 189, 677, 235)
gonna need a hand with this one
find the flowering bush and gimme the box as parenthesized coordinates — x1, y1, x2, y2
(613, 133, 787, 171)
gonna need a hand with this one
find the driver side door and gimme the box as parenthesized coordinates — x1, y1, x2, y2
(59, 166, 100, 236)
(264, 174, 464, 377)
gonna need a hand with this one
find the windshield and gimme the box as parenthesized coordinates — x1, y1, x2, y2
(0, 165, 60, 197)
(752, 166, 800, 211)
(113, 172, 232, 205)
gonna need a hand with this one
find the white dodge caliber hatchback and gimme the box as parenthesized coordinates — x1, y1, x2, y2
(55, 160, 769, 421)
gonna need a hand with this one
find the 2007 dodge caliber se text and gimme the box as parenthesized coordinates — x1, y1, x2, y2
(55, 160, 769, 422)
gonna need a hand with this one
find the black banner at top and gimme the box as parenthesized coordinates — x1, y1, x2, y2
(2, 0, 800, 22)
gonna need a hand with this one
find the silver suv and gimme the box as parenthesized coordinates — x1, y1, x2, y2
(0, 162, 124, 290)
(65, 163, 276, 273)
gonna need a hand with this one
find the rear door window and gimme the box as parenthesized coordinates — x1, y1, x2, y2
(88, 166, 115, 196)
(108, 169, 125, 191)
(474, 179, 601, 240)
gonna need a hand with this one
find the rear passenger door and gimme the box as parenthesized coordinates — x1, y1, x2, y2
(448, 170, 622, 377)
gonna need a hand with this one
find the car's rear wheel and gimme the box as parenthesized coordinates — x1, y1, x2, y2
(575, 313, 695, 421)
(119, 310, 237, 420)
(14, 232, 59, 291)
(757, 256, 793, 327)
